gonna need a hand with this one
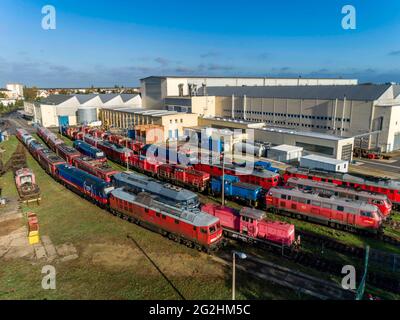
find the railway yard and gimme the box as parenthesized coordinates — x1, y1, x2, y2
(1, 115, 400, 300)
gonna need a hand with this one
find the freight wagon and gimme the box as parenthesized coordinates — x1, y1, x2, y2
(110, 189, 223, 251)
(55, 143, 81, 165)
(36, 148, 66, 175)
(73, 140, 106, 161)
(266, 187, 382, 232)
(284, 167, 400, 209)
(286, 177, 392, 218)
(111, 172, 200, 211)
(210, 175, 263, 207)
(55, 164, 113, 206)
(73, 157, 119, 182)
(202, 204, 295, 246)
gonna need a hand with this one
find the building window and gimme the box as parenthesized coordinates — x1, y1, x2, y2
(295, 142, 334, 156)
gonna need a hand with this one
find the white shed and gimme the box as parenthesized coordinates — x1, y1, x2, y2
(300, 154, 349, 173)
(268, 144, 303, 163)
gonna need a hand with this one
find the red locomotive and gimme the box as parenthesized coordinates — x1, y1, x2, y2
(286, 177, 392, 218)
(73, 157, 119, 182)
(83, 134, 102, 148)
(109, 188, 223, 251)
(97, 140, 133, 165)
(266, 187, 383, 232)
(193, 162, 280, 190)
(158, 163, 210, 192)
(37, 127, 63, 151)
(55, 143, 81, 165)
(284, 167, 400, 210)
(202, 204, 295, 246)
(36, 148, 66, 175)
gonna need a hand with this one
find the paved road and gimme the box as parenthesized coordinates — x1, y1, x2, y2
(1, 111, 35, 135)
(356, 158, 400, 174)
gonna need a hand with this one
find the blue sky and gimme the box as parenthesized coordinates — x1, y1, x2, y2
(1, 0, 400, 87)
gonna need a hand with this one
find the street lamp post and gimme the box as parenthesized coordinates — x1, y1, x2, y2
(232, 251, 247, 300)
(221, 151, 225, 206)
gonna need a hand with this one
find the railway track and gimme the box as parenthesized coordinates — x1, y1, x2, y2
(213, 250, 355, 300)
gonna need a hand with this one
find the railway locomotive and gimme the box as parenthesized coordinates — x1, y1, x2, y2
(266, 187, 383, 232)
(109, 189, 222, 250)
(55, 144, 81, 165)
(287, 177, 392, 217)
(73, 140, 106, 161)
(202, 204, 295, 246)
(284, 167, 400, 210)
(210, 174, 264, 207)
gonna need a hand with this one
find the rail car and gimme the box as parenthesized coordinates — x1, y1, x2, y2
(111, 171, 200, 211)
(202, 204, 295, 246)
(97, 141, 133, 165)
(73, 140, 106, 161)
(55, 164, 113, 206)
(55, 143, 81, 165)
(157, 163, 210, 192)
(284, 167, 400, 209)
(36, 148, 66, 176)
(28, 141, 46, 159)
(266, 187, 382, 232)
(193, 161, 280, 190)
(210, 174, 263, 207)
(73, 157, 119, 182)
(110, 189, 223, 251)
(286, 177, 392, 218)
(83, 134, 102, 148)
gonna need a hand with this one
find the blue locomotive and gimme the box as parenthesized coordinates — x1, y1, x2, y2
(210, 174, 263, 207)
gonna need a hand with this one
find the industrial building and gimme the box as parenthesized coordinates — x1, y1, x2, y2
(24, 93, 142, 127)
(198, 117, 354, 161)
(99, 107, 198, 142)
(141, 75, 358, 109)
(161, 83, 400, 153)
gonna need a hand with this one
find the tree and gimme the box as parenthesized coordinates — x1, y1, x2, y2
(0, 92, 6, 99)
(23, 86, 38, 101)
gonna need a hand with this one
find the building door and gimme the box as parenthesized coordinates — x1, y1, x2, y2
(393, 132, 400, 151)
(58, 116, 69, 127)
(168, 130, 173, 139)
(175, 129, 179, 139)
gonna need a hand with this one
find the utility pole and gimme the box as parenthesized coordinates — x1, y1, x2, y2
(232, 251, 247, 300)
(356, 245, 370, 300)
(221, 150, 225, 206)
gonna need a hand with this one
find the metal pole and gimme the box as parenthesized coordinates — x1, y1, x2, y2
(232, 252, 236, 300)
(221, 151, 225, 206)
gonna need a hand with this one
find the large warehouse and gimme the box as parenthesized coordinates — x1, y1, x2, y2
(161, 83, 400, 153)
(24, 93, 142, 127)
(141, 75, 358, 109)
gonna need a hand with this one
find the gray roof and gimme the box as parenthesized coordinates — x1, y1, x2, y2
(393, 84, 400, 99)
(74, 94, 99, 104)
(141, 75, 356, 80)
(198, 84, 392, 101)
(40, 94, 75, 105)
(120, 94, 137, 102)
(98, 93, 120, 103)
(112, 172, 199, 204)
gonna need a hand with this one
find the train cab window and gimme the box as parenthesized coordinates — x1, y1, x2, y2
(361, 211, 372, 217)
(287, 196, 292, 200)
(145, 208, 149, 213)
(337, 206, 344, 212)
(306, 200, 311, 205)
(193, 226, 197, 231)
(162, 214, 166, 219)
(209, 225, 216, 234)
(174, 219, 179, 224)
(311, 201, 321, 206)
(281, 194, 287, 200)
(156, 212, 160, 218)
(200, 228, 207, 234)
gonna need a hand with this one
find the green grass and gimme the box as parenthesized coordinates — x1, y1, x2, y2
(0, 136, 304, 300)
